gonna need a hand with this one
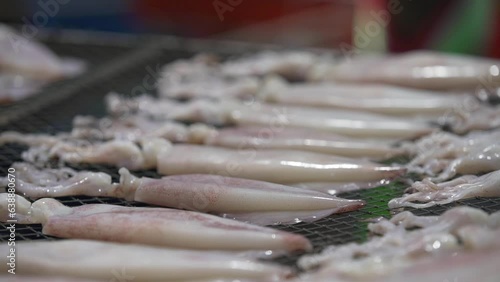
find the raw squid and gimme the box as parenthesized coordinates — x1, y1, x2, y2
(71, 115, 191, 142)
(320, 51, 500, 90)
(0, 74, 45, 103)
(158, 54, 260, 99)
(1, 162, 365, 225)
(156, 143, 405, 184)
(405, 130, 500, 180)
(0, 193, 311, 251)
(198, 125, 405, 160)
(0, 131, 167, 170)
(220, 50, 332, 81)
(69, 116, 405, 160)
(0, 24, 85, 103)
(298, 206, 499, 281)
(300, 206, 487, 270)
(0, 240, 291, 281)
(106, 94, 435, 139)
(388, 170, 500, 209)
(0, 24, 84, 80)
(367, 206, 493, 235)
(0, 277, 102, 282)
(259, 76, 470, 116)
(295, 249, 500, 282)
(444, 105, 500, 134)
(370, 207, 500, 248)
(158, 51, 334, 99)
(456, 225, 500, 250)
(290, 179, 393, 195)
(370, 250, 500, 282)
(260, 77, 499, 133)
(6, 131, 406, 184)
(159, 75, 259, 100)
(0, 131, 66, 147)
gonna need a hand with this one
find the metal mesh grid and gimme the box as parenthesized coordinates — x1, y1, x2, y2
(1, 34, 500, 268)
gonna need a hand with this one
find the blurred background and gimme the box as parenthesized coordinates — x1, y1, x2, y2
(0, 0, 499, 57)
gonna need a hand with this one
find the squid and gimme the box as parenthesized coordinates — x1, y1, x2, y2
(1, 162, 365, 225)
(200, 125, 405, 160)
(0, 24, 84, 80)
(16, 135, 405, 185)
(295, 249, 500, 282)
(158, 54, 260, 100)
(0, 24, 85, 103)
(443, 105, 500, 134)
(0, 239, 291, 281)
(3, 129, 407, 185)
(370, 207, 500, 249)
(155, 143, 405, 184)
(258, 76, 470, 117)
(405, 130, 500, 181)
(220, 50, 332, 81)
(298, 206, 498, 280)
(0, 277, 102, 282)
(368, 206, 493, 235)
(257, 77, 498, 134)
(388, 170, 500, 209)
(456, 225, 500, 250)
(66, 116, 405, 160)
(71, 115, 191, 143)
(0, 74, 45, 103)
(0, 193, 311, 251)
(106, 94, 435, 139)
(374, 249, 500, 282)
(319, 50, 500, 91)
(290, 179, 393, 195)
(1, 129, 405, 196)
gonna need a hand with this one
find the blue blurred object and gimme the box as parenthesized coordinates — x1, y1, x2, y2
(12, 0, 138, 32)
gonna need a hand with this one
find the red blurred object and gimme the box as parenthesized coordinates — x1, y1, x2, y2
(134, 0, 353, 48)
(490, 7, 500, 58)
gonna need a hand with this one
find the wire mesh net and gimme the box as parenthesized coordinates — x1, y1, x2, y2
(1, 33, 500, 268)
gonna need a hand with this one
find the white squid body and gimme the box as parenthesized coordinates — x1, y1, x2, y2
(1, 130, 404, 196)
(156, 142, 406, 184)
(6, 133, 406, 185)
(105, 94, 435, 139)
(1, 162, 365, 225)
(258, 76, 470, 117)
(320, 51, 500, 90)
(0, 240, 291, 281)
(128, 172, 365, 224)
(0, 193, 311, 252)
(388, 170, 500, 209)
(290, 179, 392, 195)
(199, 125, 405, 160)
(297, 207, 500, 281)
(213, 100, 433, 138)
(66, 115, 406, 160)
